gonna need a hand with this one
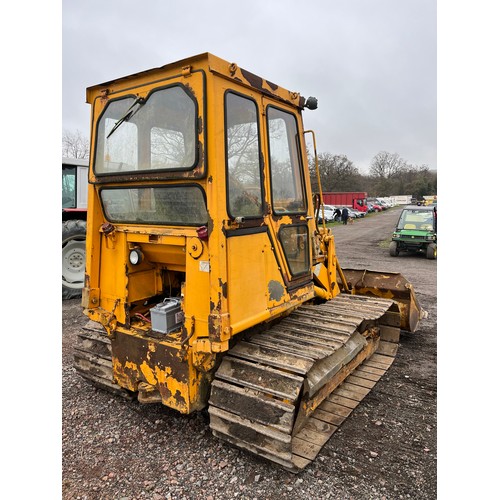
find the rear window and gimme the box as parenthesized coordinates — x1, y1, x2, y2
(100, 185, 207, 226)
(94, 85, 198, 175)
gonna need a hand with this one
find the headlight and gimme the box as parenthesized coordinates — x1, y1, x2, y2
(129, 248, 143, 265)
(393, 233, 400, 238)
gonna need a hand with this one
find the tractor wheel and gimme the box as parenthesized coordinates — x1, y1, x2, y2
(389, 241, 399, 257)
(62, 220, 87, 300)
(426, 243, 437, 260)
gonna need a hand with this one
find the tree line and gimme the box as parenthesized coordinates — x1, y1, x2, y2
(309, 151, 437, 198)
(62, 129, 436, 198)
(62, 130, 90, 160)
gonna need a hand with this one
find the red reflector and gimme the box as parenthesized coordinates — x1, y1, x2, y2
(196, 226, 208, 241)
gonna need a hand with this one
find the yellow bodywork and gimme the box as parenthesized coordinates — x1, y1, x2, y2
(81, 53, 421, 414)
(82, 53, 328, 412)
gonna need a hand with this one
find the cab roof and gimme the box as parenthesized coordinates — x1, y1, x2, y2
(86, 52, 308, 110)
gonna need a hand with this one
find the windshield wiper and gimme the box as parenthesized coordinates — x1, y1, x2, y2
(106, 96, 145, 139)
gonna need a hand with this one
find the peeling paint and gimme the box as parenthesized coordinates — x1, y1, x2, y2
(268, 280, 285, 301)
(241, 68, 264, 91)
(266, 80, 278, 91)
(219, 278, 228, 298)
(124, 360, 138, 371)
(207, 212, 214, 237)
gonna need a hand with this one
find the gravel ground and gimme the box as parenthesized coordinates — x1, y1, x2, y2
(62, 207, 437, 499)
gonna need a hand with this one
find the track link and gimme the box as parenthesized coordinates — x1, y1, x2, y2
(73, 320, 133, 399)
(208, 294, 401, 472)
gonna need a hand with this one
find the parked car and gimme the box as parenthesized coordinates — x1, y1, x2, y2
(349, 208, 365, 218)
(390, 205, 437, 259)
(379, 198, 394, 208)
(326, 205, 343, 221)
(317, 204, 337, 222)
(368, 202, 383, 212)
(346, 208, 364, 219)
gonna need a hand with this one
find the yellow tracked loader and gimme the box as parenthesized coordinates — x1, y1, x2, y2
(75, 53, 426, 472)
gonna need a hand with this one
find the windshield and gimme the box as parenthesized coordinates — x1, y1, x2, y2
(94, 85, 197, 175)
(397, 209, 435, 231)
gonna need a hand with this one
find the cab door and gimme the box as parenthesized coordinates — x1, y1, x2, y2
(224, 90, 270, 328)
(262, 100, 312, 286)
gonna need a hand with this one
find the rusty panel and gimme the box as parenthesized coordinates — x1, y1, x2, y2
(111, 330, 206, 414)
(341, 268, 425, 332)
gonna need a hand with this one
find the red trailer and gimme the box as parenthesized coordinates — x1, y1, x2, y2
(322, 192, 368, 212)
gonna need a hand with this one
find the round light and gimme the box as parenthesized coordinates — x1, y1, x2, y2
(129, 249, 143, 265)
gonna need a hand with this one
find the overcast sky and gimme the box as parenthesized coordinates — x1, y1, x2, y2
(62, 0, 437, 173)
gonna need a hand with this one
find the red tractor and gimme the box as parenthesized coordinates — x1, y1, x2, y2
(62, 158, 88, 299)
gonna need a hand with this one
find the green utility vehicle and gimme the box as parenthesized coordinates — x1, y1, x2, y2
(389, 205, 437, 259)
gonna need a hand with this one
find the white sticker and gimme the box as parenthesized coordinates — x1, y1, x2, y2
(199, 261, 210, 273)
(314, 263, 322, 276)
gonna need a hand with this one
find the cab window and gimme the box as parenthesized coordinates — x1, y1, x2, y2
(279, 225, 310, 276)
(267, 106, 306, 214)
(225, 92, 263, 218)
(94, 85, 197, 175)
(100, 185, 207, 226)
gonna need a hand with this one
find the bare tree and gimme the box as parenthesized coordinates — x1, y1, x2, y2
(151, 128, 190, 168)
(310, 153, 361, 192)
(227, 122, 260, 185)
(62, 129, 90, 159)
(369, 151, 407, 178)
(307, 149, 435, 197)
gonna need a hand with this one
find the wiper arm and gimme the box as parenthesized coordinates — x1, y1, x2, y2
(106, 97, 145, 139)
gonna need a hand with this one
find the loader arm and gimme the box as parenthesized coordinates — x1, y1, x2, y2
(306, 129, 425, 333)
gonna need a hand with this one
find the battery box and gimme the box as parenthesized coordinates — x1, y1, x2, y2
(150, 298, 183, 334)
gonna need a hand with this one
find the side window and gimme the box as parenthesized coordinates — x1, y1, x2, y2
(267, 107, 306, 214)
(279, 225, 310, 276)
(225, 92, 263, 218)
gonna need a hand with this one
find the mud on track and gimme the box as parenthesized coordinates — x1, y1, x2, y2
(62, 207, 437, 499)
